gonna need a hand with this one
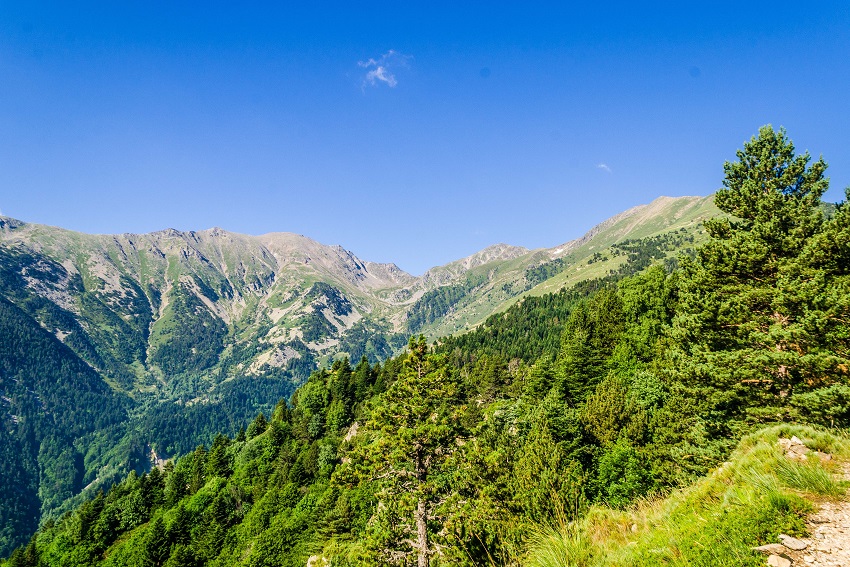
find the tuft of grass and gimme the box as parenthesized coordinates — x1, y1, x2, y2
(774, 458, 845, 498)
(525, 524, 592, 567)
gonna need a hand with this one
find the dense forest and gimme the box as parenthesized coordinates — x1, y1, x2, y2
(3, 126, 850, 566)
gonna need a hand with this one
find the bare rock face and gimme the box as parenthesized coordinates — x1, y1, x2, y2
(778, 436, 834, 465)
(762, 462, 850, 567)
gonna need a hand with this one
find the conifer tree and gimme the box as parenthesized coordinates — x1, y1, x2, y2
(205, 434, 232, 478)
(142, 516, 170, 567)
(167, 504, 192, 546)
(672, 125, 835, 425)
(246, 413, 268, 439)
(188, 446, 207, 494)
(351, 336, 460, 567)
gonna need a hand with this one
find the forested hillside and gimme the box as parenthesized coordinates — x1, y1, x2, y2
(4, 127, 848, 566)
(0, 185, 715, 553)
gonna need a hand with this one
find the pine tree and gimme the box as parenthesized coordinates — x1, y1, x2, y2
(164, 545, 199, 567)
(671, 125, 837, 426)
(168, 504, 192, 546)
(142, 516, 170, 567)
(246, 413, 268, 439)
(188, 446, 207, 494)
(351, 336, 460, 567)
(555, 288, 623, 402)
(205, 434, 232, 478)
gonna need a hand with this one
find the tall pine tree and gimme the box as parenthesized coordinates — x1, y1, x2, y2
(671, 125, 844, 429)
(348, 336, 460, 567)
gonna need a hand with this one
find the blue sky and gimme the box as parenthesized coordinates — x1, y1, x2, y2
(1, 2, 849, 274)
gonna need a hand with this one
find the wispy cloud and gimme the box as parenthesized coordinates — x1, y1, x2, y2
(358, 50, 411, 89)
(597, 163, 612, 174)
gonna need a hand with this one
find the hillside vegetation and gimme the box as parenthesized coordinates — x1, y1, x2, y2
(3, 126, 849, 566)
(526, 424, 850, 567)
(0, 185, 715, 550)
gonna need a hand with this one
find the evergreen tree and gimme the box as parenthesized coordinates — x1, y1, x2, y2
(556, 288, 623, 402)
(672, 125, 837, 427)
(164, 545, 199, 567)
(350, 336, 460, 567)
(247, 413, 268, 439)
(168, 504, 193, 546)
(188, 446, 207, 494)
(142, 516, 170, 567)
(205, 434, 232, 478)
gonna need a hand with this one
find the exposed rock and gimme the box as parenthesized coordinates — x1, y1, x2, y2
(779, 436, 811, 461)
(779, 534, 807, 551)
(773, 463, 850, 567)
(754, 543, 791, 555)
(779, 437, 836, 466)
(344, 421, 359, 443)
(767, 555, 792, 567)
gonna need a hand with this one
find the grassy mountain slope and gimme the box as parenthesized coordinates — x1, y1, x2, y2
(527, 424, 850, 567)
(414, 195, 719, 338)
(0, 195, 717, 381)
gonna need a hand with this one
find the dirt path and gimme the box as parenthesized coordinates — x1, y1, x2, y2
(784, 464, 850, 567)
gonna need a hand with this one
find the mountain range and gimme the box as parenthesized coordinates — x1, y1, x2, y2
(0, 194, 718, 553)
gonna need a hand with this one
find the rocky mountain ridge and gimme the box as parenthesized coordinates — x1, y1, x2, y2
(0, 195, 719, 383)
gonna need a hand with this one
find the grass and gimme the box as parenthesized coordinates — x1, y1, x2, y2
(774, 457, 845, 498)
(526, 525, 592, 567)
(524, 424, 849, 567)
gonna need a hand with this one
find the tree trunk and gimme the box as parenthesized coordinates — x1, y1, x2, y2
(414, 447, 429, 567)
(416, 497, 429, 567)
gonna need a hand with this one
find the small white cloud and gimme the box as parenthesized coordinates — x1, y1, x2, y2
(358, 50, 411, 89)
(365, 66, 397, 87)
(597, 163, 612, 174)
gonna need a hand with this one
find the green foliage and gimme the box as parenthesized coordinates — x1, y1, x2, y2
(671, 125, 850, 439)
(555, 287, 623, 401)
(305, 282, 352, 316)
(773, 457, 845, 497)
(525, 257, 569, 287)
(5, 127, 850, 567)
(407, 271, 490, 333)
(336, 320, 403, 364)
(790, 383, 850, 427)
(594, 438, 655, 508)
(344, 337, 460, 565)
(0, 292, 129, 556)
(149, 284, 227, 375)
(300, 307, 337, 343)
(525, 524, 592, 567)
(606, 229, 696, 277)
(525, 426, 846, 567)
(439, 278, 613, 366)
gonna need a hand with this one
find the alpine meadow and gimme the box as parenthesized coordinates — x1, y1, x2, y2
(2, 125, 849, 567)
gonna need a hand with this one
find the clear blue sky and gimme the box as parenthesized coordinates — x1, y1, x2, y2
(2, 2, 849, 274)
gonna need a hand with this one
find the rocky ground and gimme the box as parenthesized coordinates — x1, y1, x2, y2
(756, 441, 850, 567)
